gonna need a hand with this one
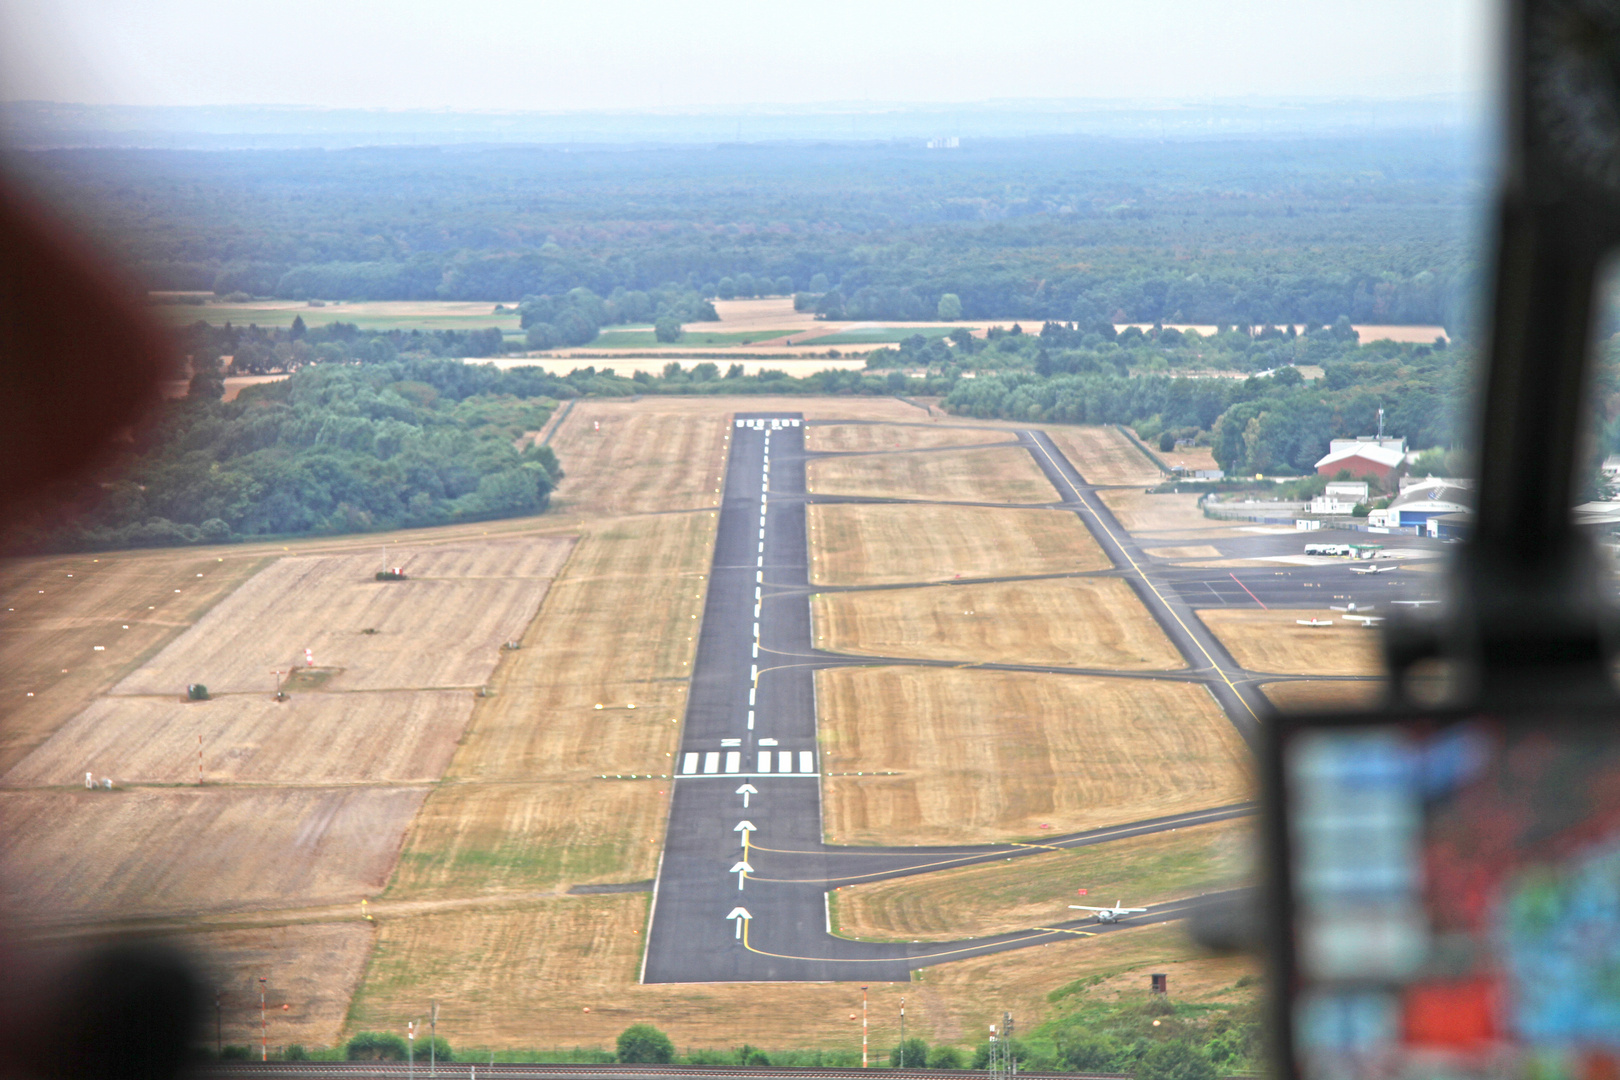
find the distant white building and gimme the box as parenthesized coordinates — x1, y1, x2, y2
(1310, 481, 1370, 514)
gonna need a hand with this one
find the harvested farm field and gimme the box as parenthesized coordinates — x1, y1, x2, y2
(4, 689, 473, 787)
(832, 818, 1253, 940)
(189, 923, 376, 1049)
(805, 423, 1014, 453)
(1042, 426, 1161, 487)
(811, 577, 1183, 669)
(0, 551, 267, 773)
(806, 445, 1056, 503)
(0, 784, 427, 922)
(1197, 608, 1385, 677)
(816, 667, 1251, 846)
(807, 503, 1108, 586)
(112, 540, 570, 696)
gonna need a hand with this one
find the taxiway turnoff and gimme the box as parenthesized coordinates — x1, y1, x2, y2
(643, 415, 1370, 982)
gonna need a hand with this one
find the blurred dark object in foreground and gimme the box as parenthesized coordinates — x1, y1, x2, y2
(0, 177, 197, 1076)
(0, 181, 173, 520)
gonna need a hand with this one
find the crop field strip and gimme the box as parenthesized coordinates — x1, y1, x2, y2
(805, 444, 1058, 503)
(1194, 608, 1386, 677)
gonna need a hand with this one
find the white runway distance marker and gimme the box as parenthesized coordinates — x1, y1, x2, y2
(727, 906, 752, 939)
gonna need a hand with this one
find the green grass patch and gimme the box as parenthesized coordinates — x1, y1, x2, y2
(150, 302, 522, 335)
(806, 327, 953, 345)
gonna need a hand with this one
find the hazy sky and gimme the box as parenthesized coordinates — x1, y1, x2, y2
(0, 0, 1494, 112)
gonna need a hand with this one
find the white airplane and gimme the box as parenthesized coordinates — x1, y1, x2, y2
(1070, 900, 1149, 924)
(1350, 564, 1397, 575)
(1343, 613, 1385, 627)
(1295, 618, 1334, 627)
(1330, 602, 1374, 613)
(1390, 600, 1440, 607)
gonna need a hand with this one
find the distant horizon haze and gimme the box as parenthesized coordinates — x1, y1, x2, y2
(0, 0, 1493, 115)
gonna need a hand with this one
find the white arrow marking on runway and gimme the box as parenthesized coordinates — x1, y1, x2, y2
(736, 784, 758, 808)
(727, 906, 752, 939)
(735, 820, 756, 832)
(731, 860, 754, 890)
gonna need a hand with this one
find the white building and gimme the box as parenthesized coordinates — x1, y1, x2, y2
(1388, 477, 1474, 531)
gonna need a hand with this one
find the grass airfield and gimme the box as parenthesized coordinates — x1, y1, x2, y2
(0, 401, 1408, 1054)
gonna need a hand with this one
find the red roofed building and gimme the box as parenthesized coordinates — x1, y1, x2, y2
(1315, 437, 1407, 482)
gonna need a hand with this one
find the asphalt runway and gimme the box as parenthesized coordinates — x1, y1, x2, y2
(644, 416, 1383, 983)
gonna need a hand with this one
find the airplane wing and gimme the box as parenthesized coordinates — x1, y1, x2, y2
(1391, 600, 1439, 606)
(1067, 905, 1108, 912)
(1120, 907, 1149, 913)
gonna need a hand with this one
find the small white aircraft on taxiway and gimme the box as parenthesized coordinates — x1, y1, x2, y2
(1070, 900, 1149, 924)
(1350, 564, 1398, 575)
(1342, 613, 1385, 627)
(1330, 602, 1374, 613)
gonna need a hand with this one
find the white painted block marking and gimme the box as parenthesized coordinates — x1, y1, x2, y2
(800, 751, 815, 773)
(725, 752, 741, 773)
(703, 752, 720, 774)
(779, 751, 794, 773)
(758, 753, 772, 773)
(747, 710, 755, 729)
(682, 753, 698, 775)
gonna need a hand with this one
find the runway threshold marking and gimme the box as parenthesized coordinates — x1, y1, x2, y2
(1027, 436, 1261, 726)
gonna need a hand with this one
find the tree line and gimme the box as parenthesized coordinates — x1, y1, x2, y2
(23, 135, 1479, 332)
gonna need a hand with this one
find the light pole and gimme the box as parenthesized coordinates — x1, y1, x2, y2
(899, 997, 906, 1069)
(430, 1002, 438, 1077)
(408, 1020, 416, 1080)
(259, 978, 267, 1062)
(861, 986, 868, 1068)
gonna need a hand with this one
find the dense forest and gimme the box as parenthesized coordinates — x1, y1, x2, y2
(18, 135, 1482, 330)
(10, 357, 568, 552)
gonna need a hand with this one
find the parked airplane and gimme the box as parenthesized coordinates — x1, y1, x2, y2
(1350, 564, 1398, 575)
(1390, 600, 1440, 607)
(1295, 618, 1334, 627)
(1343, 613, 1385, 627)
(1070, 900, 1149, 924)
(1330, 602, 1374, 613)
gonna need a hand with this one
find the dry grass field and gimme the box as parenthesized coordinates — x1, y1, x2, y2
(1099, 490, 1252, 540)
(1262, 679, 1386, 712)
(816, 667, 1252, 845)
(113, 542, 569, 695)
(1161, 445, 1220, 474)
(807, 504, 1107, 586)
(5, 690, 474, 787)
(832, 818, 1253, 940)
(812, 577, 1183, 670)
(805, 424, 1014, 453)
(0, 785, 428, 922)
(806, 446, 1056, 504)
(548, 401, 731, 517)
(348, 893, 1253, 1052)
(1197, 609, 1385, 677)
(0, 552, 268, 773)
(385, 511, 717, 900)
(1043, 427, 1162, 486)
